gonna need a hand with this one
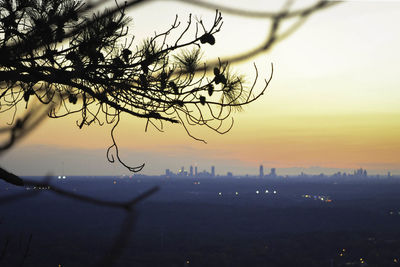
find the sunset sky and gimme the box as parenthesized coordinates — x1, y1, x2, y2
(1, 0, 400, 176)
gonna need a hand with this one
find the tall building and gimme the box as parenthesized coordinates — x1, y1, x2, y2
(165, 169, 170, 176)
(190, 166, 193, 177)
(195, 166, 198, 177)
(355, 168, 367, 177)
(211, 166, 215, 177)
(259, 165, 264, 177)
(270, 168, 276, 177)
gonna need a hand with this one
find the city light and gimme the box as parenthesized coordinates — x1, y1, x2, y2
(302, 194, 332, 203)
(32, 186, 51, 190)
(389, 210, 400, 215)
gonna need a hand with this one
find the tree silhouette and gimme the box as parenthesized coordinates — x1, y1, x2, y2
(0, 1, 338, 266)
(0, 0, 337, 174)
(0, 0, 270, 172)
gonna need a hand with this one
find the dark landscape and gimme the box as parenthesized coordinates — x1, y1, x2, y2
(1, 176, 400, 266)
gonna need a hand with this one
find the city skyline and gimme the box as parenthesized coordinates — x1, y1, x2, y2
(160, 164, 392, 178)
(2, 143, 400, 177)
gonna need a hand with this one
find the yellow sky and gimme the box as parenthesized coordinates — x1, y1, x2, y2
(2, 0, 400, 175)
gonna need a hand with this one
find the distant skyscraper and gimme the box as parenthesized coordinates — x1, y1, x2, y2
(270, 168, 276, 177)
(190, 166, 193, 177)
(211, 166, 215, 177)
(259, 165, 264, 177)
(355, 168, 367, 177)
(195, 166, 198, 176)
(165, 169, 170, 176)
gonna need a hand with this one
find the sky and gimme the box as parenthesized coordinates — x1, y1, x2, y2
(1, 0, 400, 176)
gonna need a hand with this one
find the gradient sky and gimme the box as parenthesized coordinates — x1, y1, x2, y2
(1, 0, 400, 176)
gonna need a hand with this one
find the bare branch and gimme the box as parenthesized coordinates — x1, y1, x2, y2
(0, 0, 336, 171)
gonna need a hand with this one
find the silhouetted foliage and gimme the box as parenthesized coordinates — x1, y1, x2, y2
(0, 0, 273, 171)
(0, 1, 338, 266)
(0, 0, 337, 172)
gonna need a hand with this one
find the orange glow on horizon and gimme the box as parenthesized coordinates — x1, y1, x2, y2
(15, 111, 400, 172)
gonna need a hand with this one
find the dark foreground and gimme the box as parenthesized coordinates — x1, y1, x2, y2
(1, 176, 400, 266)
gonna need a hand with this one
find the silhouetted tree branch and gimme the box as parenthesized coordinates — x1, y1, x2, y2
(0, 0, 337, 172)
(0, 172, 159, 267)
(0, 0, 330, 172)
(0, 104, 50, 154)
(0, 1, 338, 265)
(165, 0, 339, 68)
(0, 236, 10, 262)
